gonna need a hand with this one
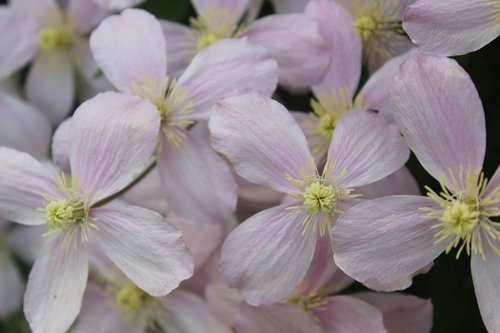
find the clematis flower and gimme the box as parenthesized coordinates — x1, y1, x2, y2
(93, 0, 146, 11)
(90, 8, 278, 225)
(209, 89, 409, 305)
(160, 0, 329, 89)
(0, 92, 194, 333)
(0, 0, 111, 124)
(403, 0, 500, 56)
(270, 0, 413, 71)
(332, 52, 500, 332)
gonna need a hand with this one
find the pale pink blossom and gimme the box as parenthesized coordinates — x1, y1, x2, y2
(0, 92, 194, 333)
(160, 0, 329, 89)
(90, 8, 278, 225)
(332, 52, 500, 333)
(0, 0, 111, 124)
(403, 0, 500, 56)
(209, 89, 409, 305)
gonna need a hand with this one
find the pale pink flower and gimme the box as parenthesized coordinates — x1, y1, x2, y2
(0, 92, 194, 333)
(208, 89, 409, 305)
(160, 0, 329, 89)
(403, 0, 500, 56)
(90, 8, 278, 225)
(93, 0, 145, 10)
(332, 52, 500, 332)
(0, 0, 111, 124)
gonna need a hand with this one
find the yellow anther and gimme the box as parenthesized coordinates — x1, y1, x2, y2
(115, 285, 148, 313)
(440, 200, 479, 238)
(196, 32, 220, 51)
(317, 113, 339, 140)
(39, 27, 73, 50)
(44, 199, 85, 230)
(355, 15, 378, 41)
(303, 182, 336, 215)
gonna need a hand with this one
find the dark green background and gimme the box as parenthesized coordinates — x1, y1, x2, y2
(0, 0, 498, 332)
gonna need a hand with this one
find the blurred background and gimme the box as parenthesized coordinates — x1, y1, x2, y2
(0, 0, 498, 332)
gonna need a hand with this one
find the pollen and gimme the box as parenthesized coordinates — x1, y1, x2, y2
(303, 182, 336, 215)
(44, 199, 85, 230)
(440, 200, 479, 238)
(115, 285, 148, 313)
(39, 27, 73, 50)
(196, 32, 220, 51)
(355, 15, 378, 41)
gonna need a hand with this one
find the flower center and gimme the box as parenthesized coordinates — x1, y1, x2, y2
(317, 113, 339, 140)
(189, 8, 242, 51)
(286, 292, 327, 313)
(38, 27, 73, 50)
(355, 15, 378, 41)
(303, 182, 336, 215)
(44, 199, 85, 230)
(440, 200, 479, 238)
(115, 285, 149, 313)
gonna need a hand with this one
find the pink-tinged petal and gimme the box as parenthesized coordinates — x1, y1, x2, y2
(90, 9, 166, 92)
(193, 0, 250, 21)
(92, 204, 194, 297)
(392, 52, 486, 189)
(300, 232, 353, 295)
(358, 49, 415, 118)
(209, 89, 313, 193)
(356, 167, 420, 200)
(313, 295, 386, 333)
(73, 40, 114, 101)
(0, 91, 51, 159)
(69, 92, 160, 200)
(403, 0, 499, 56)
(176, 38, 278, 120)
(206, 281, 241, 327)
(220, 205, 317, 305)
(0, 254, 24, 317)
(170, 213, 223, 268)
(271, 0, 309, 13)
(327, 110, 409, 188)
(333, 195, 450, 290)
(357, 293, 433, 333)
(157, 290, 231, 333)
(123, 168, 169, 215)
(0, 147, 57, 225)
(25, 50, 74, 125)
(73, 283, 143, 333)
(51, 118, 71, 173)
(93, 0, 146, 10)
(0, 7, 38, 80)
(245, 14, 329, 89)
(158, 125, 237, 225)
(67, 0, 109, 34)
(471, 245, 500, 333)
(159, 20, 197, 78)
(10, 0, 56, 18)
(6, 225, 45, 263)
(235, 302, 323, 333)
(24, 238, 88, 333)
(482, 165, 500, 203)
(306, 0, 362, 97)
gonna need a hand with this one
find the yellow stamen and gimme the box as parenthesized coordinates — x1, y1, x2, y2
(286, 292, 328, 313)
(303, 182, 336, 215)
(115, 285, 149, 313)
(355, 15, 379, 41)
(39, 27, 73, 50)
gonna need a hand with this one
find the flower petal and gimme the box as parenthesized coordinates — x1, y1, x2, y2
(69, 91, 160, 201)
(355, 167, 420, 200)
(220, 205, 317, 305)
(92, 204, 194, 297)
(175, 38, 278, 120)
(391, 52, 486, 189)
(271, 0, 309, 13)
(0, 254, 24, 317)
(0, 7, 38, 80)
(327, 110, 409, 188)
(235, 302, 323, 333)
(0, 147, 57, 225)
(51, 118, 71, 173)
(0, 91, 51, 159)
(306, 0, 362, 97)
(332, 195, 449, 290)
(90, 8, 166, 91)
(10, 0, 56, 19)
(158, 125, 237, 225)
(245, 14, 330, 89)
(24, 238, 88, 333)
(192, 0, 250, 22)
(403, 0, 499, 56)
(25, 50, 74, 125)
(67, 0, 109, 34)
(159, 20, 196, 78)
(210, 89, 313, 193)
(93, 0, 146, 11)
(471, 246, 500, 333)
(313, 295, 386, 333)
